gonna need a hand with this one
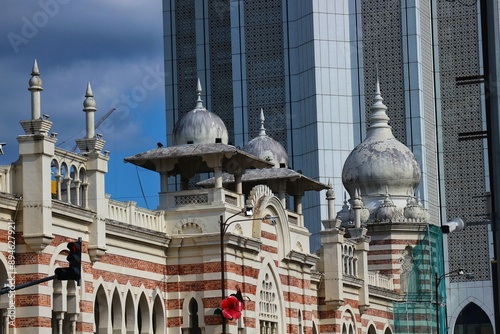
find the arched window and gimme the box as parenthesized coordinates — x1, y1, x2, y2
(79, 167, 87, 207)
(69, 165, 77, 205)
(51, 159, 60, 200)
(312, 322, 318, 334)
(111, 289, 122, 332)
(125, 291, 135, 334)
(400, 246, 414, 294)
(152, 295, 165, 334)
(94, 286, 109, 334)
(188, 298, 201, 334)
(368, 325, 377, 334)
(137, 293, 150, 334)
(454, 302, 493, 333)
(298, 309, 303, 334)
(60, 163, 69, 203)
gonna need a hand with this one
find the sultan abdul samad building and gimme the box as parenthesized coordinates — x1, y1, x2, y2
(0, 61, 446, 333)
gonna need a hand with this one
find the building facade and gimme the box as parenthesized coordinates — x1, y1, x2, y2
(162, 0, 498, 332)
(0, 62, 448, 333)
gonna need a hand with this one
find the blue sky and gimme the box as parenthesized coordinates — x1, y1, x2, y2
(0, 0, 164, 209)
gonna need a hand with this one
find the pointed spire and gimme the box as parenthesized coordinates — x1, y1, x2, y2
(259, 108, 267, 136)
(368, 75, 391, 131)
(196, 78, 204, 109)
(83, 82, 96, 112)
(32, 59, 40, 76)
(83, 82, 96, 139)
(28, 59, 43, 120)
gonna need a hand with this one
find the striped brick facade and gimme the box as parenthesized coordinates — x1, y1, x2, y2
(0, 63, 439, 333)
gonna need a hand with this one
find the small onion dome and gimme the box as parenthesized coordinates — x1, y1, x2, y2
(342, 78, 421, 199)
(83, 82, 96, 111)
(375, 193, 403, 222)
(173, 79, 228, 145)
(326, 188, 335, 198)
(28, 59, 43, 91)
(404, 194, 427, 220)
(243, 109, 289, 168)
(337, 199, 351, 225)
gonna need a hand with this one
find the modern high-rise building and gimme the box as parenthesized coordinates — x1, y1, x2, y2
(162, 0, 497, 332)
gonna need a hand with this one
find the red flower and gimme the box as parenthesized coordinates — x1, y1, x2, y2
(221, 295, 243, 320)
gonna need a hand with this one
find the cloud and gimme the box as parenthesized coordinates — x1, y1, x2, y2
(0, 0, 165, 208)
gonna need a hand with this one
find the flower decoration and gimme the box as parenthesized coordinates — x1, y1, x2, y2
(221, 295, 242, 320)
(218, 287, 245, 320)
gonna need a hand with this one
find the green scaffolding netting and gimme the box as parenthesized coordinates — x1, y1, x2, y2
(393, 224, 445, 334)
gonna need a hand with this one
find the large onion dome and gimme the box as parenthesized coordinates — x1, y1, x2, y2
(172, 79, 228, 145)
(342, 79, 421, 201)
(243, 109, 289, 168)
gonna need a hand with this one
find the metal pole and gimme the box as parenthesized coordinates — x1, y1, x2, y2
(436, 273, 440, 334)
(481, 1, 500, 332)
(0, 274, 57, 295)
(220, 214, 226, 334)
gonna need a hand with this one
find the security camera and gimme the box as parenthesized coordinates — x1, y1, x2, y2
(441, 217, 465, 233)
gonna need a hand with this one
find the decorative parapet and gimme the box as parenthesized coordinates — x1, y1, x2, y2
(367, 271, 394, 290)
(108, 200, 165, 233)
(160, 188, 244, 209)
(174, 193, 209, 205)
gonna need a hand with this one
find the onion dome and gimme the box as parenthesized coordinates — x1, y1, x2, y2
(342, 78, 421, 200)
(172, 79, 228, 145)
(243, 109, 289, 168)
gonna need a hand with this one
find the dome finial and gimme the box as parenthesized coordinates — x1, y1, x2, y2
(368, 75, 391, 130)
(259, 108, 267, 136)
(32, 59, 40, 76)
(196, 78, 204, 109)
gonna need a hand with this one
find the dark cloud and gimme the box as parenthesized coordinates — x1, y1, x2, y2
(0, 0, 165, 208)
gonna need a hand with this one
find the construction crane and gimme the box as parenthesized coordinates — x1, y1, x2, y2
(69, 108, 116, 152)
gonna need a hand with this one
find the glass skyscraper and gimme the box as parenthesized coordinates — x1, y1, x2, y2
(163, 1, 497, 330)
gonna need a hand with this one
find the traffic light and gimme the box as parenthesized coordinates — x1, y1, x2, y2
(55, 240, 82, 284)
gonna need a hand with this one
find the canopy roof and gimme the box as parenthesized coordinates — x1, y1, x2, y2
(124, 143, 273, 177)
(197, 168, 329, 194)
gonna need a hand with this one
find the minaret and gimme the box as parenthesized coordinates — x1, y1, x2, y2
(29, 59, 42, 120)
(75, 82, 106, 154)
(18, 60, 56, 250)
(74, 83, 109, 261)
(20, 59, 53, 136)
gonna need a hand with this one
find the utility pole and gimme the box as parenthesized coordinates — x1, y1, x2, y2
(481, 0, 500, 332)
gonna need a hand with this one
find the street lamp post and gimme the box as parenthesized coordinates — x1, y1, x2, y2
(435, 269, 472, 334)
(219, 207, 277, 334)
